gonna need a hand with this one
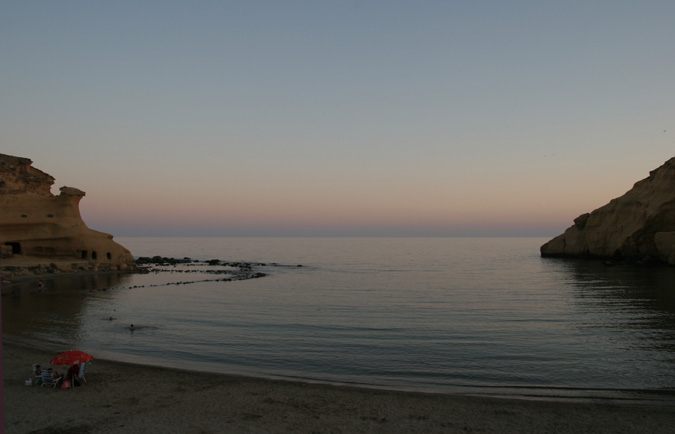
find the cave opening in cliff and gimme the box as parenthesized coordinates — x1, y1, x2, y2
(5, 242, 21, 254)
(81, 250, 87, 259)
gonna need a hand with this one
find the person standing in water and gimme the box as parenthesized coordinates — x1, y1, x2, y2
(130, 324, 135, 331)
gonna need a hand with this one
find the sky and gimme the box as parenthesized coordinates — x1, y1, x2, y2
(2, 1, 674, 237)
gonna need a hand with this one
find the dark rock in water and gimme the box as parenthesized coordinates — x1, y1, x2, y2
(541, 157, 675, 264)
(132, 256, 302, 285)
(136, 256, 193, 265)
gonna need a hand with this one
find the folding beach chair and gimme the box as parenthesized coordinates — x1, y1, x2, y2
(77, 362, 87, 383)
(40, 370, 59, 388)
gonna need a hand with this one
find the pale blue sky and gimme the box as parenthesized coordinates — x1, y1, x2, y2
(2, 1, 674, 236)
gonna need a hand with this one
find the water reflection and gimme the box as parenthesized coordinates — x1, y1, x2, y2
(2, 273, 134, 343)
(559, 259, 675, 311)
(546, 258, 675, 354)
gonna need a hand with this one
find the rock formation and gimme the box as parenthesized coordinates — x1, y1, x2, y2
(541, 156, 675, 264)
(0, 153, 134, 275)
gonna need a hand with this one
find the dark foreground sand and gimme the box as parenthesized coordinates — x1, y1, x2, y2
(4, 341, 675, 434)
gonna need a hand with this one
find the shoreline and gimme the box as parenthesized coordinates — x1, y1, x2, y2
(5, 332, 671, 405)
(4, 341, 675, 433)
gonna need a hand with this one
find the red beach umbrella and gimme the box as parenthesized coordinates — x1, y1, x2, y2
(50, 350, 94, 366)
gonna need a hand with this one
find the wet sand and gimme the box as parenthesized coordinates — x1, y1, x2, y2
(3, 341, 675, 434)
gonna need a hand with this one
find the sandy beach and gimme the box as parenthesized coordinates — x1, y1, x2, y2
(3, 341, 674, 434)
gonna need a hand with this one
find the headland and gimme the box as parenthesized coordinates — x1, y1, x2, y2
(0, 153, 135, 280)
(541, 156, 675, 265)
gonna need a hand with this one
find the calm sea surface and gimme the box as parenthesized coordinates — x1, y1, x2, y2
(4, 237, 675, 401)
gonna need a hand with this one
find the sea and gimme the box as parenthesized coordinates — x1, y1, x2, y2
(3, 237, 675, 402)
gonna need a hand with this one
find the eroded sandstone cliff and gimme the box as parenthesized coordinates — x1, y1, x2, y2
(0, 153, 134, 276)
(541, 157, 675, 264)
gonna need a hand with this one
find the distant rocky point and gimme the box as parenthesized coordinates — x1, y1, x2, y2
(541, 157, 675, 265)
(0, 153, 134, 277)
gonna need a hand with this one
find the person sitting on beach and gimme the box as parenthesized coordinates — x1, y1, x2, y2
(67, 363, 82, 387)
(32, 364, 43, 384)
(67, 363, 80, 385)
(42, 368, 63, 386)
(51, 368, 63, 380)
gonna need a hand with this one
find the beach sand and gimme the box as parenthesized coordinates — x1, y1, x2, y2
(3, 341, 675, 434)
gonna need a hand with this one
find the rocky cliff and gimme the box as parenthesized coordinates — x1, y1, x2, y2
(541, 157, 675, 264)
(0, 153, 134, 276)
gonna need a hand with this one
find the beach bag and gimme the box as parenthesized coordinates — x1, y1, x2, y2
(60, 379, 71, 390)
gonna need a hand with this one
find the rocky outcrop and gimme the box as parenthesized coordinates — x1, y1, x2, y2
(541, 157, 675, 264)
(0, 153, 134, 276)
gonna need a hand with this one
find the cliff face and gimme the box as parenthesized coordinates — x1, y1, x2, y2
(0, 153, 134, 274)
(541, 157, 675, 264)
